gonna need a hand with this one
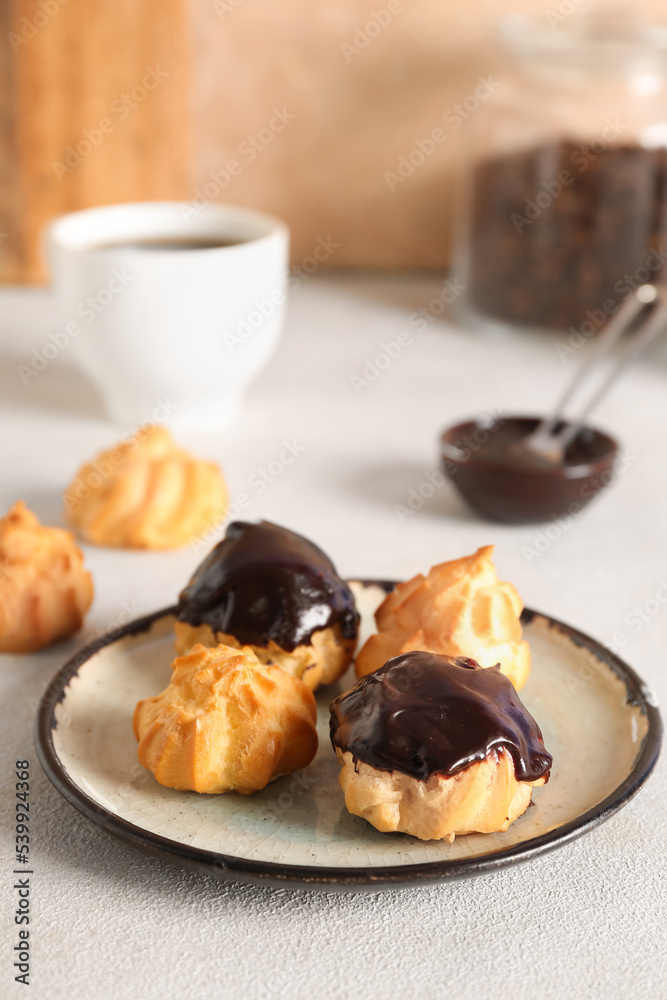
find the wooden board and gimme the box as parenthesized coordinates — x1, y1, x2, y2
(0, 0, 189, 282)
(4, 0, 667, 278)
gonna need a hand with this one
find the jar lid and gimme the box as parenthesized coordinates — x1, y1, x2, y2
(501, 6, 667, 75)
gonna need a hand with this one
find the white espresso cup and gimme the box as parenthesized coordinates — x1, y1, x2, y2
(45, 202, 290, 431)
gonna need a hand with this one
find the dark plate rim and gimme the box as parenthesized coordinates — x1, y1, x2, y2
(34, 581, 663, 891)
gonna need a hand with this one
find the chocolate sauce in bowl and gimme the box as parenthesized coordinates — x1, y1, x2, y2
(330, 652, 552, 781)
(441, 415, 618, 523)
(177, 520, 359, 651)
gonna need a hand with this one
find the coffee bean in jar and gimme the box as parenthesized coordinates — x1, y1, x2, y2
(466, 140, 667, 333)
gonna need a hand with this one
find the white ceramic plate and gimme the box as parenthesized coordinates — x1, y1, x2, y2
(35, 581, 662, 891)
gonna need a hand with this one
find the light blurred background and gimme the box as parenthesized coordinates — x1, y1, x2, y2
(1, 0, 664, 283)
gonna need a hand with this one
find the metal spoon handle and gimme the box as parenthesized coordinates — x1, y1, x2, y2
(557, 295, 667, 451)
(537, 283, 657, 443)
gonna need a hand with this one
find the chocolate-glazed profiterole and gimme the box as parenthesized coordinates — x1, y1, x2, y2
(174, 521, 360, 691)
(330, 652, 552, 841)
(332, 652, 550, 781)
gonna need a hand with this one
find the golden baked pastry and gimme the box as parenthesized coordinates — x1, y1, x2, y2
(64, 425, 227, 550)
(355, 545, 530, 690)
(0, 501, 93, 653)
(174, 520, 360, 691)
(335, 748, 545, 842)
(331, 652, 552, 842)
(133, 643, 318, 794)
(174, 620, 354, 691)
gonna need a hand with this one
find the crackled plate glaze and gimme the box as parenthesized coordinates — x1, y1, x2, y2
(35, 581, 662, 891)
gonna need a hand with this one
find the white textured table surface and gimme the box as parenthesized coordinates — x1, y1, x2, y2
(1, 274, 665, 1000)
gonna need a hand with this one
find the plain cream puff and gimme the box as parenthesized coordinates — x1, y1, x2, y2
(355, 546, 530, 690)
(0, 502, 93, 652)
(64, 425, 228, 550)
(133, 643, 318, 794)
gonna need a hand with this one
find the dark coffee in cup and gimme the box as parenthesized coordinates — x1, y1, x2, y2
(93, 236, 246, 251)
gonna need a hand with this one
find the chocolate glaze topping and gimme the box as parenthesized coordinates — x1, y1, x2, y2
(177, 520, 359, 652)
(330, 652, 552, 782)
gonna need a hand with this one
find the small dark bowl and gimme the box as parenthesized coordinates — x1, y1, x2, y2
(441, 415, 619, 524)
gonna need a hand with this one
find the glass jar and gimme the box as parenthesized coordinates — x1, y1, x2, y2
(455, 5, 667, 336)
